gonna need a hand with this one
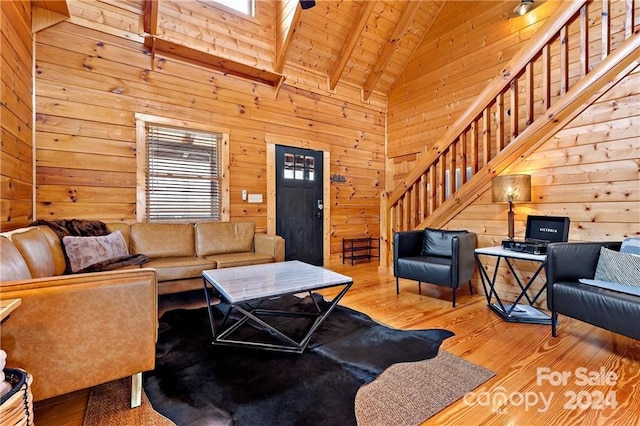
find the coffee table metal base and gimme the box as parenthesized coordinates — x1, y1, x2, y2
(203, 280, 352, 354)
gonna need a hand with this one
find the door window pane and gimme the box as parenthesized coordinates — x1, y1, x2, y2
(283, 153, 295, 179)
(283, 152, 316, 181)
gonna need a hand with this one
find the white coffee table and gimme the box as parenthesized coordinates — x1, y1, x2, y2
(202, 260, 353, 353)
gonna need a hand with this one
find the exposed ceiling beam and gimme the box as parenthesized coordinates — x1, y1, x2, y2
(143, 0, 159, 35)
(32, 1, 69, 33)
(362, 0, 422, 100)
(275, 3, 302, 74)
(328, 1, 377, 91)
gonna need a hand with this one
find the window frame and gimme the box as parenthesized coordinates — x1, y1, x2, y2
(135, 113, 230, 223)
(203, 0, 255, 18)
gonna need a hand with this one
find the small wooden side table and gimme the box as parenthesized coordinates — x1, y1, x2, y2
(0, 299, 22, 323)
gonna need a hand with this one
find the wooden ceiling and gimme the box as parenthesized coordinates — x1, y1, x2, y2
(278, 1, 445, 99)
(50, 1, 445, 99)
(139, 0, 445, 99)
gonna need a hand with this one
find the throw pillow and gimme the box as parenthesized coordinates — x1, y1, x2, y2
(620, 237, 640, 255)
(593, 247, 640, 287)
(63, 231, 129, 273)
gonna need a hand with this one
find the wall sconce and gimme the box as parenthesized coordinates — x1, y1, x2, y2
(492, 174, 532, 239)
(513, 0, 535, 16)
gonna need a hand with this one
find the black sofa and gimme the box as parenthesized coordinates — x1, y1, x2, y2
(546, 241, 640, 340)
(393, 228, 476, 307)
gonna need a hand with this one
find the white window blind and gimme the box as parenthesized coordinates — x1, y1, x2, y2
(146, 125, 222, 221)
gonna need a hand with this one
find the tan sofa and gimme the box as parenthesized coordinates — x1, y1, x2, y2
(0, 227, 157, 407)
(0, 220, 284, 406)
(109, 221, 285, 294)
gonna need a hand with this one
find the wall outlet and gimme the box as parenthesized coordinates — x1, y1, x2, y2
(248, 194, 263, 203)
(242, 189, 247, 201)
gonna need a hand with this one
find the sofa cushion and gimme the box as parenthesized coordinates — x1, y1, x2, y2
(594, 247, 640, 287)
(131, 223, 195, 258)
(205, 252, 273, 269)
(10, 229, 57, 278)
(31, 226, 68, 276)
(578, 278, 640, 296)
(421, 228, 467, 257)
(0, 237, 32, 281)
(195, 222, 255, 256)
(143, 257, 217, 281)
(62, 231, 129, 273)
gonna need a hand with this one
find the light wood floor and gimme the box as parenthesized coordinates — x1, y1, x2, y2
(34, 262, 640, 425)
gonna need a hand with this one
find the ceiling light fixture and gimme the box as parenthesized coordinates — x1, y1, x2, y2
(513, 0, 535, 16)
(300, 0, 316, 10)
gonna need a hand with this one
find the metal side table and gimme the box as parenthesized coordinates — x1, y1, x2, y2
(474, 246, 553, 325)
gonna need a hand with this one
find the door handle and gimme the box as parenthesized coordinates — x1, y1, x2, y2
(317, 200, 324, 210)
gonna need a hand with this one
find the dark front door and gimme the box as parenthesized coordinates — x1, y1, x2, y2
(276, 145, 324, 266)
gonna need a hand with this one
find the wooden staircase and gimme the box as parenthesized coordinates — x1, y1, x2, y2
(380, 0, 640, 267)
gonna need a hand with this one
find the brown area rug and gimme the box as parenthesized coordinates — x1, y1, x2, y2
(83, 377, 175, 426)
(355, 350, 495, 425)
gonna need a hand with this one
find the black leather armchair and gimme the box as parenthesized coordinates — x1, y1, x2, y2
(546, 241, 640, 340)
(393, 228, 477, 307)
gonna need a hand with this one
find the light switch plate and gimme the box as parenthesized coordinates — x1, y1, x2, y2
(248, 194, 263, 203)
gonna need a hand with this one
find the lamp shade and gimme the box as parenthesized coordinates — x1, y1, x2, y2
(492, 174, 532, 203)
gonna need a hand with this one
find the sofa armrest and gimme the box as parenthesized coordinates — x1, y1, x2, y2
(0, 268, 158, 402)
(254, 234, 285, 262)
(452, 232, 477, 284)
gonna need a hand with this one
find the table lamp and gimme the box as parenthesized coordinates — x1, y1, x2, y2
(492, 174, 532, 239)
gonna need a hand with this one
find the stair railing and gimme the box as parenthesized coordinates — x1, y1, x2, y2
(380, 0, 638, 267)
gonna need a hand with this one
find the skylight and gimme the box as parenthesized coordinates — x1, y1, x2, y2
(208, 0, 254, 17)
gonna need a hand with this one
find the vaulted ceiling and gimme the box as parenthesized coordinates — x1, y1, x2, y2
(138, 0, 445, 100)
(275, 1, 445, 99)
(34, 1, 445, 100)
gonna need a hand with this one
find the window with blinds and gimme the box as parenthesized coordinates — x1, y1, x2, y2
(145, 125, 222, 221)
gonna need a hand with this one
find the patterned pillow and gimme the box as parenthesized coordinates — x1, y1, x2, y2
(594, 247, 640, 287)
(63, 231, 129, 273)
(620, 237, 640, 255)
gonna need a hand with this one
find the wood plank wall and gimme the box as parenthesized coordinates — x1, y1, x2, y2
(155, 0, 275, 71)
(389, 0, 640, 303)
(27, 1, 385, 262)
(0, 1, 34, 231)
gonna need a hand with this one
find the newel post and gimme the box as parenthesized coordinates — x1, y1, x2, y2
(379, 191, 391, 270)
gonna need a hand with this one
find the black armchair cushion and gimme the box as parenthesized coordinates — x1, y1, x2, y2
(421, 228, 469, 257)
(396, 255, 453, 287)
